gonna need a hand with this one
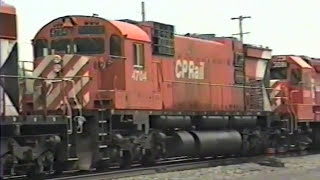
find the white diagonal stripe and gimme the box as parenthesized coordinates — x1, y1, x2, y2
(0, 39, 16, 68)
(68, 76, 90, 107)
(0, 86, 18, 115)
(46, 57, 90, 108)
(64, 56, 89, 77)
(62, 54, 74, 66)
(33, 55, 54, 77)
(68, 74, 90, 97)
(45, 82, 63, 107)
(82, 91, 90, 107)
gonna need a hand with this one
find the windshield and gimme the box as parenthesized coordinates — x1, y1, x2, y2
(74, 38, 105, 55)
(34, 39, 49, 58)
(270, 67, 287, 80)
(51, 39, 71, 54)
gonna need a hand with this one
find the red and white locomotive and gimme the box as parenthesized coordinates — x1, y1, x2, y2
(1, 10, 320, 177)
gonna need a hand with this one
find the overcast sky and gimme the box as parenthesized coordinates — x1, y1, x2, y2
(5, 0, 320, 61)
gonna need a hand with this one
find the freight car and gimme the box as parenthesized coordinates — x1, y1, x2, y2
(1, 13, 320, 177)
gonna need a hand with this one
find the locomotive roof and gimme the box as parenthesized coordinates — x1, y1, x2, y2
(0, 1, 15, 15)
(34, 15, 151, 42)
(289, 56, 312, 69)
(110, 20, 150, 42)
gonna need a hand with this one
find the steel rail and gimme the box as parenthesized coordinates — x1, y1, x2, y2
(2, 151, 317, 180)
(48, 156, 258, 180)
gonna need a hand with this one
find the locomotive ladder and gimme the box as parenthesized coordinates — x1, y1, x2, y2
(98, 109, 110, 160)
(247, 80, 264, 111)
(66, 116, 79, 161)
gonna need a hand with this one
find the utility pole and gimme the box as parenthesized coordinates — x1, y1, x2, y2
(231, 15, 251, 43)
(141, 1, 146, 22)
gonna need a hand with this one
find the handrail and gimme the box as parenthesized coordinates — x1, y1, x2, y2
(0, 75, 90, 80)
(164, 79, 320, 90)
(164, 79, 272, 90)
(109, 55, 126, 59)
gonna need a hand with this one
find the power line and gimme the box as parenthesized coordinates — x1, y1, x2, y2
(231, 15, 251, 43)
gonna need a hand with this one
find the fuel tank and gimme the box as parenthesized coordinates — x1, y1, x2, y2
(190, 130, 242, 156)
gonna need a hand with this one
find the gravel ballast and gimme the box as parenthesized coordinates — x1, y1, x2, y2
(116, 154, 320, 180)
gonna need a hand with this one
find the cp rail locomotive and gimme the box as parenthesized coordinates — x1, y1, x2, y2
(1, 2, 320, 178)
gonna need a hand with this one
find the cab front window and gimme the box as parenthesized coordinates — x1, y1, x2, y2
(270, 67, 287, 80)
(74, 38, 105, 55)
(51, 39, 71, 54)
(34, 39, 49, 58)
(290, 69, 302, 85)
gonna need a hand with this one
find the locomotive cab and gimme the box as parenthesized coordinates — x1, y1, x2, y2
(270, 55, 315, 122)
(28, 16, 162, 113)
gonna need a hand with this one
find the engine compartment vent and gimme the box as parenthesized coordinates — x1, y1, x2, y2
(148, 21, 175, 56)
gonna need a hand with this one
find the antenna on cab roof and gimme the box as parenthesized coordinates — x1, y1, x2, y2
(141, 1, 146, 22)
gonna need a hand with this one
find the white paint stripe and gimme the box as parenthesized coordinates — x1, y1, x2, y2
(82, 91, 90, 107)
(0, 86, 18, 116)
(0, 39, 16, 68)
(46, 82, 63, 108)
(33, 55, 78, 109)
(64, 56, 89, 77)
(67, 77, 90, 97)
(270, 90, 280, 99)
(262, 85, 271, 111)
(261, 51, 272, 60)
(46, 77, 90, 109)
(256, 60, 267, 80)
(47, 71, 57, 79)
(270, 82, 282, 111)
(67, 77, 90, 108)
(62, 54, 74, 66)
(270, 84, 281, 98)
(271, 98, 282, 111)
(270, 80, 279, 87)
(0, 39, 18, 115)
(46, 57, 89, 108)
(67, 71, 90, 96)
(42, 55, 74, 82)
(33, 55, 53, 77)
(311, 78, 315, 99)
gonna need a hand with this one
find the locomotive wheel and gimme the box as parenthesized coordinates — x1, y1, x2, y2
(313, 128, 320, 149)
(141, 150, 156, 166)
(54, 160, 76, 175)
(119, 151, 132, 169)
(27, 164, 46, 180)
(95, 161, 110, 171)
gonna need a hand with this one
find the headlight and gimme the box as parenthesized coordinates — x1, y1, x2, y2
(53, 55, 62, 64)
(53, 64, 62, 73)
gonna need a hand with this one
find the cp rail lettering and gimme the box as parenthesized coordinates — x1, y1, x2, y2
(175, 60, 205, 80)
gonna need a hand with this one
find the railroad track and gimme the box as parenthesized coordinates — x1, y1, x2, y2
(3, 151, 316, 180)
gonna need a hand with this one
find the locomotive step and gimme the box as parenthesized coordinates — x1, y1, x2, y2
(67, 157, 79, 161)
(99, 145, 108, 149)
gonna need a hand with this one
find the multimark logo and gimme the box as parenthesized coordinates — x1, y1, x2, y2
(175, 59, 205, 80)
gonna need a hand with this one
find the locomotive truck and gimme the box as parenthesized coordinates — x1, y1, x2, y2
(1, 6, 320, 177)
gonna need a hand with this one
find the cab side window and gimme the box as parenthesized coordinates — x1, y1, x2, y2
(133, 43, 145, 69)
(110, 35, 122, 56)
(290, 69, 302, 85)
(34, 39, 49, 58)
